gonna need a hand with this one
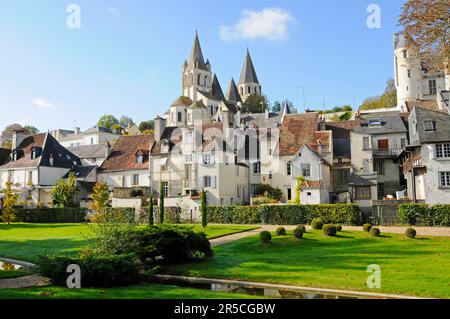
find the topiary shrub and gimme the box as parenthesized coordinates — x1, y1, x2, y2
(276, 227, 286, 236)
(405, 228, 417, 238)
(336, 225, 342, 232)
(370, 227, 380, 237)
(311, 218, 324, 230)
(323, 224, 337, 237)
(260, 231, 272, 243)
(294, 226, 304, 239)
(363, 223, 373, 232)
(297, 224, 306, 233)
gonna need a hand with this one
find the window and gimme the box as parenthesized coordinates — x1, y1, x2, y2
(407, 69, 411, 78)
(253, 162, 261, 174)
(286, 163, 291, 176)
(424, 120, 436, 132)
(132, 174, 139, 186)
(162, 182, 169, 197)
(269, 171, 273, 179)
(377, 183, 385, 200)
(287, 188, 292, 201)
(12, 152, 17, 161)
(236, 185, 241, 198)
(363, 137, 370, 150)
(197, 74, 201, 85)
(301, 164, 311, 177)
(403, 50, 407, 58)
(436, 144, 450, 158)
(373, 161, 384, 175)
(368, 119, 382, 128)
(31, 149, 36, 160)
(248, 86, 251, 94)
(90, 138, 94, 145)
(184, 164, 191, 180)
(27, 171, 33, 185)
(203, 176, 216, 188)
(136, 154, 143, 164)
(401, 138, 406, 148)
(429, 79, 437, 95)
(203, 154, 212, 165)
(439, 172, 450, 188)
(355, 186, 371, 200)
(177, 112, 182, 122)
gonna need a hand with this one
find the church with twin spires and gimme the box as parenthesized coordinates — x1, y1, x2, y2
(163, 31, 263, 128)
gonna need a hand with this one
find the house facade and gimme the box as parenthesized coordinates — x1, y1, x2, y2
(58, 126, 120, 147)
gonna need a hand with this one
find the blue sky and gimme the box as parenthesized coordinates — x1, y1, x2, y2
(0, 0, 406, 132)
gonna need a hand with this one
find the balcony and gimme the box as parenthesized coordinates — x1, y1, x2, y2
(372, 148, 403, 158)
(402, 156, 425, 173)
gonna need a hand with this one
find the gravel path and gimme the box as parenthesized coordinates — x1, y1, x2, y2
(0, 275, 49, 289)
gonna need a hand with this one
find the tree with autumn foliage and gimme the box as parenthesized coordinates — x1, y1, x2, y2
(1, 181, 17, 224)
(89, 182, 110, 222)
(399, 0, 449, 72)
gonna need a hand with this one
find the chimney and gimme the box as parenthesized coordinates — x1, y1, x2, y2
(264, 107, 269, 120)
(12, 130, 25, 150)
(105, 141, 112, 158)
(75, 127, 81, 135)
(154, 116, 166, 142)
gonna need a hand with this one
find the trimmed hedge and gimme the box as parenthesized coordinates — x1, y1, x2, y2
(370, 227, 381, 237)
(14, 208, 88, 223)
(260, 231, 272, 243)
(398, 204, 450, 226)
(207, 204, 360, 226)
(405, 228, 417, 238)
(38, 254, 141, 287)
(323, 224, 337, 236)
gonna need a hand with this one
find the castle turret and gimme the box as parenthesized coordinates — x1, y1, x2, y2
(225, 78, 242, 104)
(182, 31, 213, 101)
(238, 49, 261, 102)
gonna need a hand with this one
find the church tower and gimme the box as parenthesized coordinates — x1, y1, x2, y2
(238, 49, 261, 102)
(182, 32, 213, 101)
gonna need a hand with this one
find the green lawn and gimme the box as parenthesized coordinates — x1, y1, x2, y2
(0, 283, 260, 299)
(0, 223, 257, 263)
(165, 230, 450, 298)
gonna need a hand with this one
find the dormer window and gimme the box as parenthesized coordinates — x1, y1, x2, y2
(424, 120, 436, 131)
(136, 154, 143, 164)
(12, 151, 17, 162)
(368, 119, 382, 128)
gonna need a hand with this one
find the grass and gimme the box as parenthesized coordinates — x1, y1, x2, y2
(165, 230, 450, 298)
(0, 283, 259, 299)
(0, 223, 257, 263)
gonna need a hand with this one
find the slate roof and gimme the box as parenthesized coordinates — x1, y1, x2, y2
(0, 133, 81, 169)
(67, 144, 108, 159)
(239, 112, 282, 129)
(151, 127, 183, 155)
(277, 113, 320, 156)
(187, 31, 207, 70)
(409, 106, 450, 146)
(171, 96, 193, 107)
(100, 134, 154, 172)
(239, 49, 259, 84)
(63, 165, 97, 179)
(211, 74, 225, 101)
(353, 115, 407, 135)
(349, 172, 376, 186)
(225, 78, 242, 104)
(84, 126, 116, 134)
(0, 148, 10, 166)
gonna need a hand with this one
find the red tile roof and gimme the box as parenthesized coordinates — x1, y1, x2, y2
(101, 134, 154, 171)
(278, 113, 320, 156)
(300, 180, 323, 190)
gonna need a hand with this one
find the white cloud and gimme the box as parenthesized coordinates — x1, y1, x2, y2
(220, 8, 295, 41)
(108, 7, 119, 15)
(32, 97, 55, 109)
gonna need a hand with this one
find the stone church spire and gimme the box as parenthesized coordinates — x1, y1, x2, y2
(188, 31, 207, 70)
(225, 78, 242, 103)
(238, 49, 261, 102)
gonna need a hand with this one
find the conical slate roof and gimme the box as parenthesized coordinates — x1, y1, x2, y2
(211, 74, 225, 101)
(225, 78, 242, 103)
(239, 49, 259, 84)
(188, 31, 207, 70)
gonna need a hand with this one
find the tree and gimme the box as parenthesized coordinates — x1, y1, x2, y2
(399, 0, 449, 72)
(138, 120, 155, 133)
(1, 181, 17, 224)
(51, 172, 79, 208)
(23, 125, 39, 135)
(119, 116, 135, 128)
(159, 182, 165, 224)
(148, 193, 154, 226)
(292, 176, 305, 205)
(201, 190, 207, 228)
(1, 123, 31, 148)
(97, 114, 119, 129)
(243, 94, 269, 113)
(360, 79, 397, 110)
(271, 101, 282, 112)
(90, 182, 109, 215)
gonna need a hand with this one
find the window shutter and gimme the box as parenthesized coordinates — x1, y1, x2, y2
(212, 176, 217, 188)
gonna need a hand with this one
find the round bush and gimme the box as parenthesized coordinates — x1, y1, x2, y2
(276, 227, 286, 236)
(294, 226, 304, 239)
(370, 227, 380, 237)
(260, 231, 272, 243)
(336, 225, 343, 232)
(323, 224, 337, 237)
(297, 224, 306, 233)
(311, 218, 324, 230)
(405, 228, 417, 238)
(363, 223, 373, 232)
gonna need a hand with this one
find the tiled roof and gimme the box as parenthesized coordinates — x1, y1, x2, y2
(100, 134, 154, 171)
(300, 180, 322, 190)
(67, 144, 108, 159)
(171, 96, 193, 107)
(278, 113, 320, 156)
(188, 100, 207, 109)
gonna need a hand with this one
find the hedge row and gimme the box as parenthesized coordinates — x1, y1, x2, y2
(398, 204, 450, 226)
(14, 208, 88, 223)
(207, 204, 360, 225)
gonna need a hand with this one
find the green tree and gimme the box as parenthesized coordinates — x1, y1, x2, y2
(23, 125, 39, 135)
(138, 120, 155, 133)
(90, 182, 109, 215)
(292, 176, 305, 205)
(360, 79, 397, 110)
(51, 172, 79, 208)
(271, 101, 282, 112)
(243, 94, 269, 113)
(159, 182, 165, 224)
(148, 194, 154, 226)
(1, 181, 17, 224)
(201, 190, 207, 228)
(97, 114, 119, 129)
(1, 123, 32, 148)
(119, 116, 135, 128)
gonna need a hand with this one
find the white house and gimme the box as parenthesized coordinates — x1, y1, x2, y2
(58, 126, 120, 147)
